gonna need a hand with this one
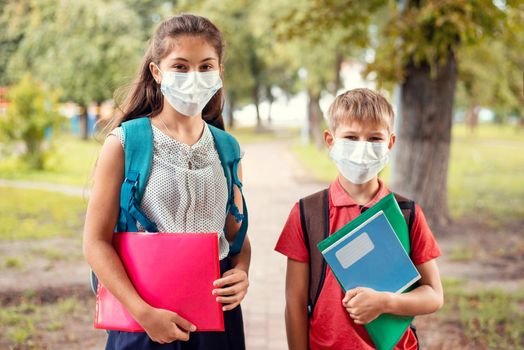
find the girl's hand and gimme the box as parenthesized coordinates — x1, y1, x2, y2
(138, 306, 196, 344)
(212, 268, 249, 311)
(342, 287, 389, 325)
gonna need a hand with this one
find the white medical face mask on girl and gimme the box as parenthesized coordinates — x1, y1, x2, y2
(329, 138, 390, 185)
(156, 65, 223, 117)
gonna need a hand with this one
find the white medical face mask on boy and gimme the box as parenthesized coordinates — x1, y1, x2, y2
(156, 65, 223, 117)
(329, 138, 390, 185)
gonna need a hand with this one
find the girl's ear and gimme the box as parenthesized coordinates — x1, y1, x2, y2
(324, 130, 335, 150)
(219, 63, 224, 80)
(149, 62, 162, 84)
(388, 133, 396, 150)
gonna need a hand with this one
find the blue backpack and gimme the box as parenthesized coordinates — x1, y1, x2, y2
(91, 116, 248, 293)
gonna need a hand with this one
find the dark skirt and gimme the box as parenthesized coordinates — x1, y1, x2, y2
(105, 259, 246, 350)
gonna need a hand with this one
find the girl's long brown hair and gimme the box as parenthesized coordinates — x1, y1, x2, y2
(112, 14, 225, 131)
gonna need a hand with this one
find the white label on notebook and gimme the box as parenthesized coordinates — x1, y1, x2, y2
(335, 232, 375, 269)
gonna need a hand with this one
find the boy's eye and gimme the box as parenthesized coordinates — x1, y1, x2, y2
(345, 136, 359, 141)
(369, 137, 384, 142)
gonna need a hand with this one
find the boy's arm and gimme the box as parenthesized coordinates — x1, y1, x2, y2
(383, 259, 443, 316)
(343, 259, 443, 324)
(285, 258, 309, 350)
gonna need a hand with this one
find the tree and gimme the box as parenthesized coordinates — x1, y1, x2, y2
(0, 75, 63, 169)
(3, 0, 144, 139)
(279, 0, 512, 226)
(273, 0, 380, 148)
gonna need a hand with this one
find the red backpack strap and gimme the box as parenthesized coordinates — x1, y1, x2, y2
(299, 189, 330, 318)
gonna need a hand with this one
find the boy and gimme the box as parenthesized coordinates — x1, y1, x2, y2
(275, 88, 443, 350)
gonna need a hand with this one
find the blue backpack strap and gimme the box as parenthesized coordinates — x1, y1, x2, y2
(91, 117, 157, 295)
(208, 125, 248, 256)
(116, 117, 158, 233)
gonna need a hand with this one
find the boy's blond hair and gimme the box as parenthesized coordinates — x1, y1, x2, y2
(327, 88, 394, 132)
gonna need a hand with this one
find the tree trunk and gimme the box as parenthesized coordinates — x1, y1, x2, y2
(94, 101, 102, 120)
(334, 50, 344, 93)
(266, 86, 274, 125)
(391, 50, 457, 228)
(466, 103, 479, 133)
(79, 104, 89, 140)
(253, 83, 263, 133)
(227, 93, 236, 130)
(307, 90, 324, 149)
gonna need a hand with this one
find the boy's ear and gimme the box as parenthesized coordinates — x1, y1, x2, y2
(388, 133, 396, 150)
(324, 130, 335, 150)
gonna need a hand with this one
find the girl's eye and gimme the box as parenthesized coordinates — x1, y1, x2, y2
(200, 64, 214, 71)
(172, 64, 187, 71)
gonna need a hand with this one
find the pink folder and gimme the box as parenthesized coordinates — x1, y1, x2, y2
(94, 232, 224, 332)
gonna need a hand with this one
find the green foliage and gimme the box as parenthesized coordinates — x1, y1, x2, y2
(2, 0, 144, 105)
(370, 0, 507, 82)
(0, 186, 86, 240)
(0, 74, 63, 169)
(443, 278, 524, 349)
(456, 2, 524, 122)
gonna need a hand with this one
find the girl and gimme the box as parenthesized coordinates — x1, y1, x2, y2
(83, 14, 250, 350)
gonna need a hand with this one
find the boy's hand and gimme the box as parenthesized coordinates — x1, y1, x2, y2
(342, 287, 390, 325)
(212, 268, 249, 311)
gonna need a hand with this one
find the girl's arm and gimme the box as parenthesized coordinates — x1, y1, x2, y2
(285, 258, 309, 350)
(342, 259, 443, 324)
(83, 136, 194, 343)
(225, 161, 244, 242)
(213, 161, 251, 311)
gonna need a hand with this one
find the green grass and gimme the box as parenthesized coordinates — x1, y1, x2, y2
(448, 124, 524, 221)
(0, 186, 87, 240)
(292, 123, 524, 222)
(230, 126, 280, 144)
(448, 245, 478, 262)
(4, 257, 23, 269)
(0, 297, 88, 348)
(0, 128, 279, 187)
(442, 278, 524, 349)
(0, 302, 38, 346)
(0, 134, 101, 186)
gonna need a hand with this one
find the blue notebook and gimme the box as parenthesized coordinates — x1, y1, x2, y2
(320, 210, 420, 293)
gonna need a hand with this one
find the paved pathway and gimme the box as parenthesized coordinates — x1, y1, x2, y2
(240, 140, 324, 349)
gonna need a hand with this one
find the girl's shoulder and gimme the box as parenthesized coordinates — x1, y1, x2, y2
(208, 125, 242, 160)
(107, 126, 124, 148)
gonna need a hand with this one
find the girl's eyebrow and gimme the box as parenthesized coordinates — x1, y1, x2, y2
(170, 57, 217, 63)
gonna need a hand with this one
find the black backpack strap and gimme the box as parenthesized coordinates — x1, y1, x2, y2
(393, 192, 416, 234)
(299, 189, 330, 318)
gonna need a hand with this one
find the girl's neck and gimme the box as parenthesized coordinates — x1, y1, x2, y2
(338, 175, 380, 206)
(153, 105, 205, 146)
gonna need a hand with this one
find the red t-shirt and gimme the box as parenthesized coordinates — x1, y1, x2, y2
(275, 178, 442, 350)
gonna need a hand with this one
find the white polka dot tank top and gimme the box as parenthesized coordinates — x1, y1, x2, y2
(109, 120, 231, 259)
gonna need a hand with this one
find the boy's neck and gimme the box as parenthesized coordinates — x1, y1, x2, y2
(337, 175, 381, 206)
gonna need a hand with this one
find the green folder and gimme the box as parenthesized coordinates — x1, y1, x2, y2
(317, 193, 415, 350)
